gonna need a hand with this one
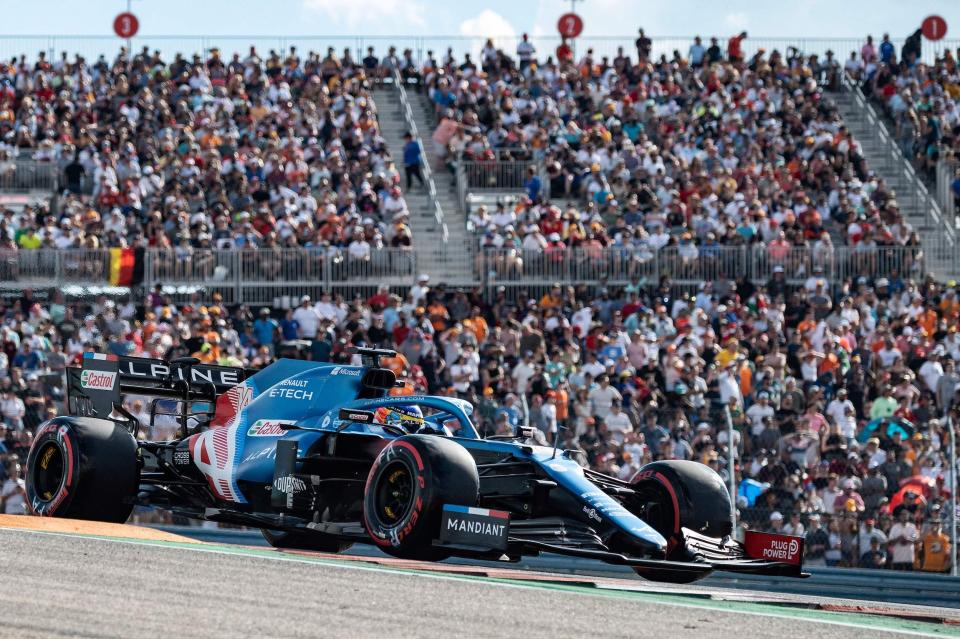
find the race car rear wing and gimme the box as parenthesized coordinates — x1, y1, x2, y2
(66, 353, 252, 422)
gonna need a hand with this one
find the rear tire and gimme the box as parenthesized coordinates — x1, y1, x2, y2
(260, 528, 353, 553)
(629, 460, 732, 558)
(363, 435, 479, 560)
(26, 417, 139, 522)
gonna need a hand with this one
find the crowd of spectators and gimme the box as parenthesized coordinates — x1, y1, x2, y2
(0, 38, 955, 573)
(420, 32, 922, 276)
(0, 46, 419, 260)
(0, 267, 957, 571)
(846, 32, 959, 181)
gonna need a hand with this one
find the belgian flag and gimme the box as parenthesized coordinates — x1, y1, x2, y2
(109, 247, 144, 286)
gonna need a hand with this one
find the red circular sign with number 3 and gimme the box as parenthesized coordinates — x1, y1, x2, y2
(922, 15, 947, 41)
(557, 13, 584, 38)
(113, 12, 139, 39)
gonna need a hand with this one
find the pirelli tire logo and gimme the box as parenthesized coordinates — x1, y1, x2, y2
(80, 369, 117, 390)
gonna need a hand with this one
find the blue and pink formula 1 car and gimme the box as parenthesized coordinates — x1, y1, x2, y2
(25, 348, 805, 582)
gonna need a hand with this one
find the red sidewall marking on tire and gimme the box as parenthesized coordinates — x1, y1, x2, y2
(654, 472, 681, 535)
(363, 440, 427, 547)
(61, 428, 74, 488)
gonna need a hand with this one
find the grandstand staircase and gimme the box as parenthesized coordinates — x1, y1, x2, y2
(830, 89, 958, 280)
(372, 86, 476, 286)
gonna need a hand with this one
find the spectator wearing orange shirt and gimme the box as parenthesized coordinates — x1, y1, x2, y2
(427, 300, 450, 332)
(462, 307, 488, 344)
(920, 520, 951, 573)
(939, 285, 960, 318)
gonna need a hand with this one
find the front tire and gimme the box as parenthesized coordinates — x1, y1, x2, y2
(26, 417, 139, 522)
(629, 460, 732, 557)
(363, 435, 479, 560)
(260, 528, 353, 553)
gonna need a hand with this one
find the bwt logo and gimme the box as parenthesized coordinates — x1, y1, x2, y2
(80, 370, 117, 390)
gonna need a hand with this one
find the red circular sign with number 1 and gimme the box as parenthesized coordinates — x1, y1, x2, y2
(922, 15, 947, 41)
(557, 13, 584, 38)
(113, 12, 139, 39)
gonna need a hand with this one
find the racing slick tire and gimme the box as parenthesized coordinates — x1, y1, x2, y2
(260, 528, 353, 553)
(25, 416, 139, 522)
(629, 460, 732, 558)
(363, 435, 479, 560)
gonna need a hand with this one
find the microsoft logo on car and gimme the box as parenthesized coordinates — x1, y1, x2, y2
(80, 369, 117, 390)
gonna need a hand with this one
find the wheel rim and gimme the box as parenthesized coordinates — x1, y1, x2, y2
(32, 441, 65, 503)
(375, 461, 414, 525)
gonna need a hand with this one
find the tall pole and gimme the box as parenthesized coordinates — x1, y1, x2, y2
(126, 0, 132, 64)
(724, 404, 737, 532)
(949, 413, 958, 577)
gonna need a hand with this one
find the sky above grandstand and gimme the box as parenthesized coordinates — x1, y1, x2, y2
(4, 0, 956, 40)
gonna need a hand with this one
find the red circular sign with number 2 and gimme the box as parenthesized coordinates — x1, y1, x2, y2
(557, 13, 584, 38)
(922, 15, 947, 41)
(113, 12, 139, 39)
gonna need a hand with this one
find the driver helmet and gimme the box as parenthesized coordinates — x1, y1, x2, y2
(374, 405, 424, 431)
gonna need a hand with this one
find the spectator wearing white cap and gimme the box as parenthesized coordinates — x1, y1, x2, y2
(411, 274, 430, 306)
(292, 295, 321, 340)
(766, 511, 784, 533)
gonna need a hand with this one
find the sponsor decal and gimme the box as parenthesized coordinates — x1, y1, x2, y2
(438, 504, 510, 550)
(583, 506, 602, 523)
(80, 369, 117, 390)
(241, 446, 277, 463)
(246, 419, 294, 437)
(330, 366, 362, 377)
(119, 358, 241, 387)
(173, 450, 191, 465)
(743, 531, 804, 565)
(445, 518, 507, 537)
(580, 490, 631, 519)
(267, 387, 314, 400)
(273, 475, 307, 494)
(546, 461, 568, 473)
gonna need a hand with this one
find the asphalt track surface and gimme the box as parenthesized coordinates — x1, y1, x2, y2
(3, 523, 960, 639)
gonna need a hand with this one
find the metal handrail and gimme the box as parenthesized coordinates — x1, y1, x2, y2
(839, 72, 955, 246)
(5, 35, 957, 67)
(391, 68, 448, 243)
(936, 158, 959, 224)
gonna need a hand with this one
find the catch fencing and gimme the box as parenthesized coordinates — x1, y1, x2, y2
(476, 244, 926, 291)
(0, 158, 59, 192)
(0, 243, 929, 298)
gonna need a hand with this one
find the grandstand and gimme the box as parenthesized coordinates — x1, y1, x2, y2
(0, 31, 957, 574)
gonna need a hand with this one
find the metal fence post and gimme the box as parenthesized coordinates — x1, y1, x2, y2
(724, 404, 737, 533)
(949, 413, 958, 577)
